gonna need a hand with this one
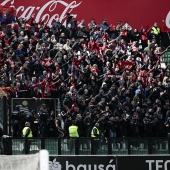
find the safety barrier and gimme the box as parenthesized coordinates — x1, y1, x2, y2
(0, 137, 170, 156)
(161, 50, 170, 63)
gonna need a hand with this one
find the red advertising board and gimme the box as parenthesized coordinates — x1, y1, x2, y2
(1, 0, 170, 32)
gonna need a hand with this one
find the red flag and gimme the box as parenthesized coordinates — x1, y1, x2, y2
(0, 5, 16, 23)
(119, 60, 133, 70)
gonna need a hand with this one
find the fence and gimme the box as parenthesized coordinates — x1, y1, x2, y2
(0, 137, 170, 156)
(160, 50, 170, 63)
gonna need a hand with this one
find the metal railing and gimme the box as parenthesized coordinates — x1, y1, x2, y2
(161, 50, 170, 63)
(0, 137, 170, 155)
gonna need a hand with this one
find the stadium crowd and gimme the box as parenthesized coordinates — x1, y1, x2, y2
(0, 13, 170, 140)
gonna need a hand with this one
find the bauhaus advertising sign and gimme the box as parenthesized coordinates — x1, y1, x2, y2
(49, 156, 170, 170)
(49, 156, 116, 170)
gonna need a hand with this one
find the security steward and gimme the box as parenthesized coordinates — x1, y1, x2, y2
(152, 22, 161, 45)
(91, 122, 101, 154)
(22, 122, 33, 154)
(69, 121, 79, 154)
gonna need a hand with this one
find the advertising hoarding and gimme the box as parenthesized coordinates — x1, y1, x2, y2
(1, 0, 170, 32)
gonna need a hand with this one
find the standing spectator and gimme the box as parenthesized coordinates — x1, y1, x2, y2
(91, 122, 101, 154)
(99, 19, 112, 33)
(140, 27, 148, 49)
(83, 112, 93, 149)
(64, 114, 72, 137)
(38, 103, 50, 137)
(88, 19, 97, 31)
(76, 114, 85, 149)
(62, 92, 73, 109)
(107, 116, 119, 148)
(116, 21, 123, 34)
(122, 21, 132, 43)
(165, 117, 170, 137)
(131, 28, 140, 42)
(55, 114, 65, 137)
(78, 19, 87, 30)
(66, 13, 73, 28)
(65, 24, 74, 39)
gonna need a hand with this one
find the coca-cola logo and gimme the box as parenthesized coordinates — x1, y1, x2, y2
(166, 11, 170, 29)
(1, 0, 82, 27)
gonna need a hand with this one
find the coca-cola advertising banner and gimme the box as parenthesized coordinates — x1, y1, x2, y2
(49, 156, 116, 170)
(1, 0, 170, 32)
(117, 156, 170, 170)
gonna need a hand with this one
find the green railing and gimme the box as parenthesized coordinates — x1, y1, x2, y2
(1, 137, 170, 155)
(161, 50, 170, 63)
(0, 97, 3, 130)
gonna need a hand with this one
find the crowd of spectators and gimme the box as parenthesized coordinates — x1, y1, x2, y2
(0, 13, 170, 139)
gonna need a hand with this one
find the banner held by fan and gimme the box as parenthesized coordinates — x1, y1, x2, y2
(0, 5, 16, 23)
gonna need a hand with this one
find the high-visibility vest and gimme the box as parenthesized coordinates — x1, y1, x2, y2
(152, 27, 160, 35)
(69, 125, 79, 137)
(91, 127, 100, 138)
(22, 127, 33, 137)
